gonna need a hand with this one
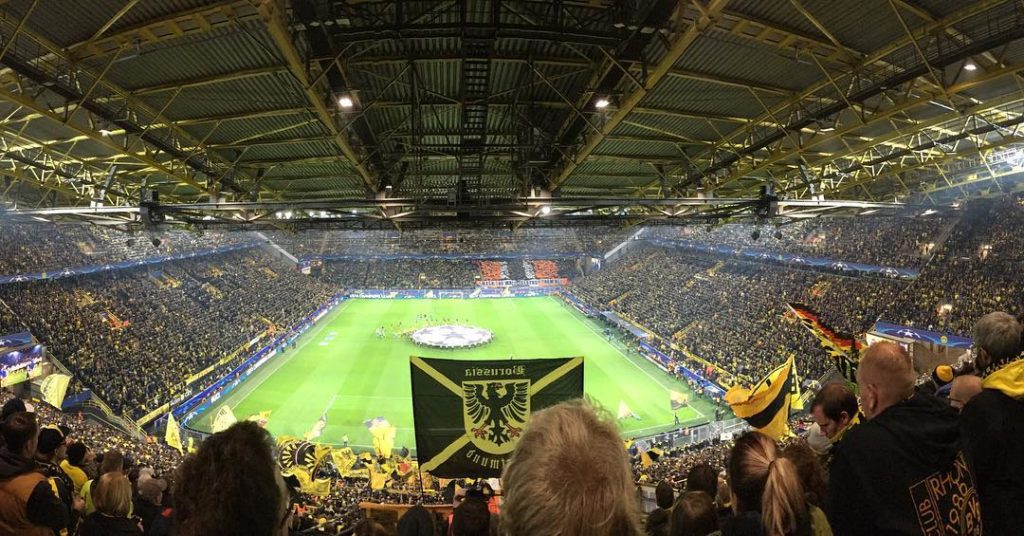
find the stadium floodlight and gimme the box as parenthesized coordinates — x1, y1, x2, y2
(594, 97, 610, 109)
(338, 95, 354, 108)
(964, 61, 978, 71)
(540, 205, 551, 215)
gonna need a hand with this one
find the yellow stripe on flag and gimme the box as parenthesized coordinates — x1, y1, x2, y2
(725, 355, 794, 440)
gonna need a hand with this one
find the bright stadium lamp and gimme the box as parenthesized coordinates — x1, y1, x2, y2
(594, 97, 610, 109)
(964, 61, 978, 71)
(338, 95, 354, 108)
(540, 205, 551, 215)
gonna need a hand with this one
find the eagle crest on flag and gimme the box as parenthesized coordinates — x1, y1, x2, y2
(463, 381, 530, 453)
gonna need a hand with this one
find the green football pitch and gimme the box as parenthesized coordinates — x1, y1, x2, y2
(191, 296, 715, 452)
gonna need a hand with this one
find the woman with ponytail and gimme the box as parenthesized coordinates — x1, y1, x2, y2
(723, 432, 812, 536)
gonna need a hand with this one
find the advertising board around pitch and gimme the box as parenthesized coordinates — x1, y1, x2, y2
(410, 355, 584, 478)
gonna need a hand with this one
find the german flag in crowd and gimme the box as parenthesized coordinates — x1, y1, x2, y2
(787, 303, 862, 383)
(726, 355, 794, 440)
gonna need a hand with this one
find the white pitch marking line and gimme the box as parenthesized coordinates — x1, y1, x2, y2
(559, 297, 707, 421)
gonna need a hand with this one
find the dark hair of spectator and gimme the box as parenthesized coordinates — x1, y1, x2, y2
(67, 441, 87, 466)
(780, 441, 828, 509)
(452, 497, 490, 536)
(809, 382, 858, 423)
(655, 481, 675, 510)
(669, 491, 719, 536)
(685, 464, 719, 498)
(2, 411, 37, 454)
(174, 421, 283, 536)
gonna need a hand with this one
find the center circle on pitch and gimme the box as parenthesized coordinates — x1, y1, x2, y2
(411, 325, 493, 349)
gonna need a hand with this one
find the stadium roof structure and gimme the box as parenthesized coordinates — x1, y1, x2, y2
(0, 0, 1022, 227)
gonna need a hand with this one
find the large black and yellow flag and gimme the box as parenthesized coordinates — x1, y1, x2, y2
(410, 356, 584, 478)
(725, 355, 794, 440)
(787, 303, 862, 383)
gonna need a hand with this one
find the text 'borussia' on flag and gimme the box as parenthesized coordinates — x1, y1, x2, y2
(725, 355, 795, 441)
(410, 356, 584, 478)
(787, 303, 862, 383)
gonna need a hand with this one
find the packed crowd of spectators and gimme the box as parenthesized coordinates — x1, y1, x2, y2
(0, 223, 257, 277)
(0, 248, 336, 419)
(887, 195, 1024, 334)
(573, 246, 905, 383)
(646, 213, 951, 269)
(322, 258, 578, 289)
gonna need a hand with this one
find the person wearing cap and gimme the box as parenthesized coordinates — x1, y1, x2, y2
(960, 311, 1024, 535)
(133, 476, 171, 536)
(34, 423, 82, 531)
(929, 365, 955, 397)
(35, 425, 75, 497)
(60, 442, 90, 495)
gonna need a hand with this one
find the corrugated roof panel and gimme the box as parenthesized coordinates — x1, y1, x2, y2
(265, 175, 363, 194)
(675, 33, 819, 92)
(139, 75, 310, 125)
(108, 0, 255, 35)
(98, 23, 281, 90)
(234, 140, 338, 163)
(592, 139, 685, 159)
(19, 0, 126, 47)
(262, 161, 355, 179)
(914, 0, 971, 18)
(800, 0, 913, 55)
(616, 111, 725, 143)
(175, 111, 317, 141)
(643, 76, 769, 118)
(724, 2, 820, 37)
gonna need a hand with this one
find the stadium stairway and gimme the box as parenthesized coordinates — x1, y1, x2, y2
(922, 215, 962, 263)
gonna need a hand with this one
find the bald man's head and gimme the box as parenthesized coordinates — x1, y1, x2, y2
(856, 341, 916, 420)
(949, 375, 983, 412)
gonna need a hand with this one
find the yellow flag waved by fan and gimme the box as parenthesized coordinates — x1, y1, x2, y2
(669, 390, 688, 410)
(283, 466, 332, 496)
(278, 436, 332, 474)
(364, 417, 396, 458)
(725, 355, 795, 441)
(165, 412, 183, 454)
(211, 406, 237, 434)
(40, 374, 71, 409)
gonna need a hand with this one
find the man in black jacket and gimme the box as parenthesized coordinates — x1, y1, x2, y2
(827, 341, 982, 536)
(961, 311, 1024, 536)
(0, 412, 71, 535)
